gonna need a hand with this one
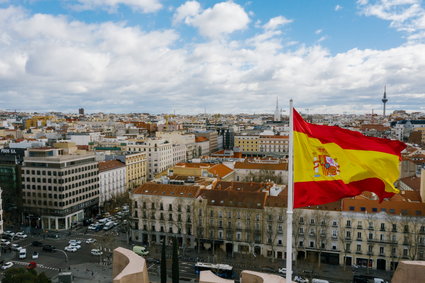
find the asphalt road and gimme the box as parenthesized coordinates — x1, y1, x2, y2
(0, 224, 128, 280)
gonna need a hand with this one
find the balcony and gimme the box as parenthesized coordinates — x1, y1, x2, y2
(368, 226, 374, 231)
(320, 233, 326, 238)
(346, 224, 352, 228)
(345, 237, 352, 241)
(355, 251, 362, 255)
(379, 252, 385, 257)
(356, 238, 362, 241)
(357, 226, 363, 230)
(367, 252, 373, 256)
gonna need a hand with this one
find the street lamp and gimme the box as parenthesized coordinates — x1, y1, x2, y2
(54, 249, 68, 262)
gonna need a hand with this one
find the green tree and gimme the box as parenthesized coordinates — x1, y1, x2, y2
(172, 237, 179, 283)
(3, 267, 51, 283)
(161, 240, 167, 283)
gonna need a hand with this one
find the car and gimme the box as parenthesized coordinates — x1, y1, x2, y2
(11, 243, 22, 251)
(69, 243, 81, 249)
(294, 276, 309, 283)
(27, 261, 37, 270)
(3, 231, 15, 237)
(86, 238, 96, 244)
(46, 233, 59, 238)
(91, 249, 103, 256)
(69, 240, 82, 245)
(32, 241, 43, 247)
(15, 232, 28, 238)
(278, 267, 287, 275)
(42, 244, 56, 252)
(32, 251, 39, 259)
(64, 246, 77, 252)
(146, 257, 160, 264)
(1, 239, 11, 246)
(1, 262, 14, 270)
(88, 224, 97, 230)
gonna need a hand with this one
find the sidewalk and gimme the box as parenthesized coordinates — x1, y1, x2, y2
(68, 262, 113, 283)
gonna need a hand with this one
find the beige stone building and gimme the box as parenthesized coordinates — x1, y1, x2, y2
(124, 152, 147, 190)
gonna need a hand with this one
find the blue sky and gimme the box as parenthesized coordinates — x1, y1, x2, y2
(0, 0, 424, 114)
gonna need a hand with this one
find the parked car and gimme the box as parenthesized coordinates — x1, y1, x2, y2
(85, 238, 96, 244)
(11, 244, 22, 251)
(64, 246, 77, 252)
(42, 244, 56, 252)
(3, 231, 15, 237)
(1, 239, 11, 246)
(15, 232, 28, 238)
(69, 240, 82, 245)
(1, 262, 14, 270)
(32, 252, 39, 259)
(69, 243, 81, 249)
(46, 233, 59, 239)
(91, 249, 103, 256)
(32, 241, 43, 247)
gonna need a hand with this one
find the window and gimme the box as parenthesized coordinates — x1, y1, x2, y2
(380, 247, 384, 255)
(372, 207, 378, 212)
(357, 245, 361, 252)
(380, 223, 385, 231)
(357, 232, 362, 239)
(346, 220, 351, 227)
(360, 207, 366, 211)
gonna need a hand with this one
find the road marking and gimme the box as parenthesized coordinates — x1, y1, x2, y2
(12, 261, 60, 271)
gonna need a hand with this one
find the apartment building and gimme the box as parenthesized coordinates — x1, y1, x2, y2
(0, 187, 3, 234)
(130, 181, 425, 271)
(99, 160, 126, 206)
(258, 135, 289, 156)
(105, 152, 148, 190)
(131, 183, 200, 248)
(156, 131, 197, 160)
(21, 145, 99, 230)
(125, 139, 185, 180)
(195, 131, 219, 154)
(234, 135, 258, 153)
(234, 159, 288, 184)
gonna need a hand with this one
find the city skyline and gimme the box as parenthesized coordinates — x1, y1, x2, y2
(1, 0, 425, 114)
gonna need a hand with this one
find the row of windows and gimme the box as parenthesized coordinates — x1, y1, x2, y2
(348, 206, 422, 215)
(23, 165, 97, 176)
(24, 172, 97, 183)
(23, 191, 97, 206)
(24, 180, 99, 191)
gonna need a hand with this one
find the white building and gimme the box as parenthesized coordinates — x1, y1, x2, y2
(98, 160, 126, 206)
(126, 138, 185, 180)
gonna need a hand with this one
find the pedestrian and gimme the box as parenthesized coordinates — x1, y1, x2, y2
(92, 271, 94, 277)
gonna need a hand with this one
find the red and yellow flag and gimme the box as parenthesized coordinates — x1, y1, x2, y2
(293, 109, 406, 208)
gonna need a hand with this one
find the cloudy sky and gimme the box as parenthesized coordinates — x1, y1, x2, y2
(0, 0, 424, 114)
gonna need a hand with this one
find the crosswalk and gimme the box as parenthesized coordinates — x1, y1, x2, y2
(12, 260, 60, 271)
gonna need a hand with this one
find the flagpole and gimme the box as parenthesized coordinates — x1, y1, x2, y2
(286, 99, 294, 281)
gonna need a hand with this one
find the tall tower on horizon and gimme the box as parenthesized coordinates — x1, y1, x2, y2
(274, 96, 280, 121)
(382, 85, 388, 117)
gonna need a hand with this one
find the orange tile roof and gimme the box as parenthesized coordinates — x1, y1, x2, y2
(213, 181, 272, 192)
(400, 176, 421, 191)
(234, 161, 287, 170)
(98, 160, 126, 172)
(198, 189, 267, 209)
(342, 190, 425, 216)
(195, 136, 209, 142)
(133, 182, 200, 198)
(175, 162, 211, 168)
(207, 164, 233, 178)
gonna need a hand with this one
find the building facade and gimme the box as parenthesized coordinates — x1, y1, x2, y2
(99, 160, 126, 206)
(21, 147, 99, 230)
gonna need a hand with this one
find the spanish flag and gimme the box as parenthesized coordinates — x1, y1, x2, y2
(293, 109, 406, 208)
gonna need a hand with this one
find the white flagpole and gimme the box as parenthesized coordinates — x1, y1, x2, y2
(286, 99, 294, 282)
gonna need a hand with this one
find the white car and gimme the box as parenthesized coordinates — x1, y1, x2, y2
(69, 239, 82, 245)
(294, 276, 309, 283)
(1, 239, 11, 246)
(64, 246, 78, 252)
(3, 231, 15, 237)
(1, 262, 14, 270)
(86, 238, 96, 244)
(278, 267, 287, 275)
(69, 243, 81, 249)
(15, 232, 28, 238)
(88, 224, 97, 230)
(91, 249, 103, 256)
(32, 251, 39, 259)
(11, 244, 22, 251)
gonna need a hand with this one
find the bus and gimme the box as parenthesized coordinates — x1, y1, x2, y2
(194, 262, 233, 279)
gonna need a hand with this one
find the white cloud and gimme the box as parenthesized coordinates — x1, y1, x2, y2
(357, 0, 425, 42)
(173, 1, 250, 39)
(71, 0, 162, 13)
(0, 6, 425, 114)
(263, 16, 292, 30)
(335, 4, 343, 11)
(173, 1, 200, 24)
(315, 29, 323, 34)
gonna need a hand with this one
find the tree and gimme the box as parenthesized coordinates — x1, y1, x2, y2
(161, 240, 167, 283)
(172, 237, 179, 283)
(3, 267, 51, 283)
